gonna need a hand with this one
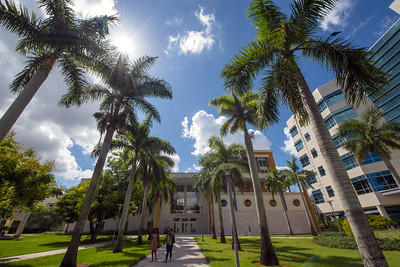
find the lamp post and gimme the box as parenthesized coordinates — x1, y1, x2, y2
(327, 200, 341, 232)
(225, 167, 240, 267)
(200, 205, 204, 241)
(111, 204, 124, 248)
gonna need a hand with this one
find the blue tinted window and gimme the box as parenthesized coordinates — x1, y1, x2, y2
(295, 140, 304, 152)
(366, 171, 397, 191)
(311, 148, 318, 158)
(318, 100, 327, 112)
(334, 107, 358, 124)
(290, 126, 298, 138)
(332, 133, 348, 149)
(300, 154, 310, 167)
(385, 107, 400, 120)
(305, 133, 311, 142)
(325, 116, 337, 129)
(369, 20, 400, 54)
(381, 52, 400, 72)
(312, 189, 325, 204)
(318, 166, 326, 176)
(325, 92, 346, 107)
(341, 152, 359, 170)
(326, 186, 335, 197)
(362, 152, 382, 165)
(307, 174, 317, 184)
(351, 176, 373, 195)
(372, 40, 400, 66)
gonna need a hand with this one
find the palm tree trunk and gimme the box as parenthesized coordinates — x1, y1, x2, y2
(211, 192, 217, 239)
(278, 186, 293, 235)
(60, 119, 117, 267)
(297, 182, 317, 236)
(216, 192, 226, 243)
(244, 131, 279, 266)
(227, 178, 241, 251)
(113, 164, 137, 253)
(137, 183, 150, 245)
(0, 60, 54, 142)
(379, 153, 400, 187)
(294, 67, 388, 267)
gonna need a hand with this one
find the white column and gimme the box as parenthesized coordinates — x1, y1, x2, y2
(377, 205, 389, 217)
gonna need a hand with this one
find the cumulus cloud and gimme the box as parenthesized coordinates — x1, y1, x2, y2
(320, 0, 355, 31)
(165, 6, 218, 55)
(182, 110, 272, 157)
(72, 0, 118, 17)
(167, 153, 181, 173)
(280, 127, 298, 157)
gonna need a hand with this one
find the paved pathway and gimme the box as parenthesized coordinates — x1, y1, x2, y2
(0, 236, 135, 264)
(132, 236, 210, 267)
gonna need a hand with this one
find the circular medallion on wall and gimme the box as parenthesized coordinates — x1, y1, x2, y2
(293, 199, 301, 207)
(270, 199, 277, 207)
(244, 199, 251, 207)
(221, 199, 227, 207)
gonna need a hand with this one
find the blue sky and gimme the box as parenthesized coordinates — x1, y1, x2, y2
(0, 0, 399, 188)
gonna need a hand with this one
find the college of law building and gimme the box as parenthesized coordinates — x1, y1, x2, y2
(62, 150, 318, 235)
(285, 1, 400, 226)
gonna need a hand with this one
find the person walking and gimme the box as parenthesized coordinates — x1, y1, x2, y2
(149, 228, 160, 262)
(163, 228, 175, 262)
(248, 225, 252, 236)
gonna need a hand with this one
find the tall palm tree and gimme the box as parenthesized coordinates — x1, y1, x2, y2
(265, 169, 293, 235)
(135, 146, 175, 245)
(0, 0, 117, 142)
(193, 171, 217, 239)
(338, 106, 400, 187)
(111, 117, 175, 251)
(199, 136, 247, 250)
(283, 156, 318, 236)
(60, 55, 172, 266)
(210, 91, 279, 265)
(221, 1, 389, 266)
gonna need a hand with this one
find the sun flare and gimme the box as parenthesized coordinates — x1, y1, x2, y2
(111, 34, 135, 56)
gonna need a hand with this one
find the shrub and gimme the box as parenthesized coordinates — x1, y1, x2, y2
(313, 232, 400, 251)
(42, 231, 66, 235)
(341, 215, 396, 237)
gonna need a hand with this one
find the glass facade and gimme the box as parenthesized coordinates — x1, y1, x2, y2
(362, 152, 382, 164)
(351, 170, 398, 195)
(369, 19, 400, 122)
(332, 133, 348, 149)
(317, 90, 346, 112)
(341, 152, 359, 170)
(170, 185, 200, 214)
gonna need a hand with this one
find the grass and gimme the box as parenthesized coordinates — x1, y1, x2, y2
(195, 236, 400, 267)
(374, 229, 400, 239)
(3, 239, 152, 267)
(0, 234, 112, 258)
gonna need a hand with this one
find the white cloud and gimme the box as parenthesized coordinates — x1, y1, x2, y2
(166, 17, 183, 27)
(374, 16, 398, 36)
(280, 127, 298, 157)
(167, 153, 181, 172)
(165, 6, 218, 55)
(182, 110, 272, 157)
(72, 0, 118, 17)
(320, 0, 355, 31)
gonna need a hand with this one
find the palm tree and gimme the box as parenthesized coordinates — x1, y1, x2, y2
(221, 1, 389, 265)
(60, 55, 172, 266)
(199, 136, 247, 250)
(0, 0, 117, 142)
(135, 146, 175, 245)
(193, 171, 217, 239)
(338, 106, 400, 187)
(283, 156, 318, 236)
(210, 91, 279, 265)
(265, 169, 293, 235)
(111, 117, 175, 251)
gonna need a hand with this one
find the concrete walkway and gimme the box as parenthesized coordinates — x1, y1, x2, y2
(132, 236, 209, 267)
(0, 236, 135, 264)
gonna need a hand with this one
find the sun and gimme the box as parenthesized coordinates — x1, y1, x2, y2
(111, 34, 135, 57)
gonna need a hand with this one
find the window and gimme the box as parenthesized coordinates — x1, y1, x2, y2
(326, 186, 335, 197)
(325, 115, 337, 129)
(260, 169, 268, 173)
(312, 189, 325, 204)
(318, 100, 328, 112)
(341, 152, 359, 170)
(311, 148, 318, 158)
(171, 191, 185, 213)
(307, 174, 317, 184)
(352, 176, 373, 195)
(186, 191, 200, 214)
(295, 140, 304, 152)
(325, 90, 346, 107)
(367, 171, 398, 191)
(362, 152, 382, 164)
(258, 159, 268, 166)
(332, 133, 347, 149)
(318, 166, 326, 176)
(300, 154, 310, 167)
(290, 126, 298, 138)
(305, 133, 311, 142)
(333, 106, 358, 124)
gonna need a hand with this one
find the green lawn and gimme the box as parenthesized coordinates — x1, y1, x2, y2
(3, 239, 151, 267)
(0, 234, 112, 258)
(195, 236, 400, 267)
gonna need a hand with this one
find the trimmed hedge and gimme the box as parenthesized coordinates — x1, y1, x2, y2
(313, 232, 400, 251)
